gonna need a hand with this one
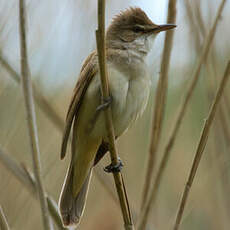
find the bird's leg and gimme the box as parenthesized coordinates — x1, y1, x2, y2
(104, 157, 124, 173)
(96, 96, 112, 112)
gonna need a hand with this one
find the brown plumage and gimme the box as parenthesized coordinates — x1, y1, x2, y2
(108, 7, 155, 32)
(60, 52, 97, 160)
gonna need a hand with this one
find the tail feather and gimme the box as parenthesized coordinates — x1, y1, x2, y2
(59, 164, 92, 227)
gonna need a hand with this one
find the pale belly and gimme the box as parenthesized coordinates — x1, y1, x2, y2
(80, 65, 151, 139)
(110, 70, 150, 137)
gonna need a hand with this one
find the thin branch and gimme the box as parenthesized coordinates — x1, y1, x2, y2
(197, 4, 230, 216)
(0, 206, 10, 230)
(187, 0, 230, 164)
(141, 0, 177, 209)
(186, 0, 230, 147)
(18, 0, 52, 229)
(185, 1, 230, 221)
(0, 148, 66, 230)
(142, 0, 226, 219)
(95, 1, 134, 229)
(173, 61, 230, 230)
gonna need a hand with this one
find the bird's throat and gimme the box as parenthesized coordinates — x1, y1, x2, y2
(125, 34, 157, 61)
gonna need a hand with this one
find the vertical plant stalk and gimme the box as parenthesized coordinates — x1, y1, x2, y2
(185, 0, 230, 222)
(141, 0, 177, 209)
(186, 0, 230, 156)
(18, 0, 52, 229)
(0, 206, 10, 230)
(193, 1, 230, 218)
(95, 1, 134, 229)
(147, 0, 226, 214)
(173, 61, 230, 230)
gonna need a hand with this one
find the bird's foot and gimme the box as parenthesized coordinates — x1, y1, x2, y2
(96, 96, 112, 112)
(104, 158, 124, 173)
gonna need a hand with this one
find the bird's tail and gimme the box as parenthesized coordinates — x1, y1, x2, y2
(59, 163, 92, 227)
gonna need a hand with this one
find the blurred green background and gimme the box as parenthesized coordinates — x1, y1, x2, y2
(1, 0, 230, 229)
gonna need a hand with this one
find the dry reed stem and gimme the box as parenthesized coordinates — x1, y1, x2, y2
(186, 1, 230, 223)
(207, 63, 230, 145)
(173, 61, 230, 230)
(193, 0, 230, 172)
(0, 148, 66, 230)
(204, 33, 230, 221)
(187, 0, 230, 147)
(143, 0, 226, 217)
(201, 59, 230, 230)
(141, 0, 177, 209)
(18, 0, 52, 229)
(95, 1, 134, 229)
(0, 206, 10, 230)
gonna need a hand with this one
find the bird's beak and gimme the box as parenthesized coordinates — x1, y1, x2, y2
(154, 24, 177, 33)
(146, 24, 176, 34)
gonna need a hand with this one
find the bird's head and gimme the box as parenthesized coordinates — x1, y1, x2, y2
(106, 8, 176, 55)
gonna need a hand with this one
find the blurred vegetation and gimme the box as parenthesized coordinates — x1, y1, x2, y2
(0, 0, 230, 230)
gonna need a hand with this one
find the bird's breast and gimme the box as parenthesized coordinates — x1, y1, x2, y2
(108, 63, 151, 137)
(83, 62, 151, 140)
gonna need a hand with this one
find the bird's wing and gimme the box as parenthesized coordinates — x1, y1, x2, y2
(60, 51, 98, 159)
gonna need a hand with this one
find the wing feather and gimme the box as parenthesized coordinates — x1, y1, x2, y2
(60, 51, 98, 159)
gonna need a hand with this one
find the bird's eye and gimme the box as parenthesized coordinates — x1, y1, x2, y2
(133, 25, 144, 33)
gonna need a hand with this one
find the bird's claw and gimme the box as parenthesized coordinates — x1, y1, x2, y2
(104, 158, 124, 173)
(96, 96, 112, 112)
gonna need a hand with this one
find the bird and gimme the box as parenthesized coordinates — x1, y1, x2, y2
(59, 7, 176, 227)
